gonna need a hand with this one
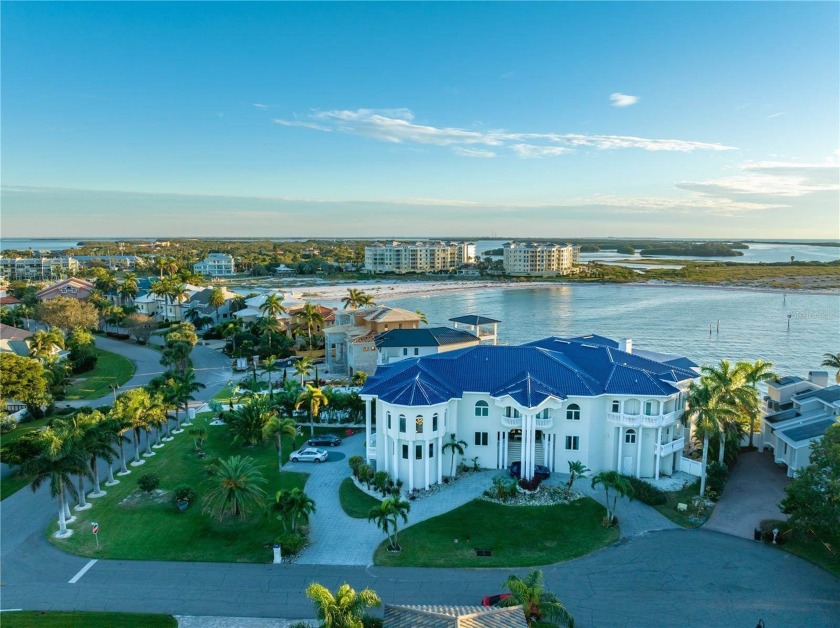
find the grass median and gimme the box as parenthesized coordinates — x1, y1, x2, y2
(374, 497, 618, 568)
(339, 477, 382, 518)
(65, 349, 135, 400)
(0, 612, 176, 628)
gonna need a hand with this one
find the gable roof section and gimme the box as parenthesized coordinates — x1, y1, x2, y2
(375, 327, 479, 348)
(363, 335, 697, 407)
(0, 323, 33, 341)
(35, 277, 94, 298)
(384, 604, 526, 628)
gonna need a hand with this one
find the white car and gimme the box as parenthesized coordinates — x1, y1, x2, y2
(290, 447, 329, 463)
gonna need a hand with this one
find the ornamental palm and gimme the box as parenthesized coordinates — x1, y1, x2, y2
(201, 455, 267, 520)
(356, 293, 376, 307)
(683, 381, 738, 496)
(118, 273, 138, 306)
(259, 316, 282, 350)
(227, 395, 278, 446)
(172, 368, 206, 428)
(295, 384, 329, 438)
(29, 328, 65, 360)
(499, 570, 575, 627)
(62, 410, 116, 499)
(566, 460, 590, 491)
(268, 416, 298, 470)
(305, 582, 381, 628)
(701, 360, 753, 464)
(273, 487, 316, 532)
(294, 357, 313, 386)
(821, 352, 840, 384)
(294, 302, 324, 350)
(341, 288, 364, 310)
(208, 287, 226, 324)
(415, 309, 428, 324)
(590, 470, 634, 524)
(367, 497, 410, 551)
(111, 388, 155, 464)
(739, 359, 776, 449)
(167, 282, 189, 322)
(442, 433, 468, 479)
(259, 293, 287, 319)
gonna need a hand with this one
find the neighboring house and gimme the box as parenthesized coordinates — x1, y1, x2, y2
(325, 306, 423, 376)
(194, 253, 236, 276)
(181, 286, 239, 325)
(376, 327, 480, 366)
(384, 604, 526, 627)
(0, 295, 22, 309)
(231, 292, 305, 325)
(364, 241, 475, 274)
(274, 264, 295, 275)
(133, 283, 204, 322)
(449, 315, 500, 345)
(72, 255, 142, 269)
(360, 334, 699, 488)
(759, 371, 840, 477)
(502, 242, 580, 277)
(0, 256, 80, 281)
(35, 277, 95, 301)
(0, 323, 33, 356)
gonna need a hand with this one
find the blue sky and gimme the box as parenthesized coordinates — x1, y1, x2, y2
(2, 2, 838, 238)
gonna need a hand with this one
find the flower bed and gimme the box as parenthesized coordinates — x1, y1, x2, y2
(481, 483, 585, 507)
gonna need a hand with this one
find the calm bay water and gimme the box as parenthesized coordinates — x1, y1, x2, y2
(388, 284, 840, 376)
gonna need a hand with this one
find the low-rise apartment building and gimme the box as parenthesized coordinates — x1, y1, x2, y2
(0, 256, 80, 281)
(502, 242, 580, 276)
(194, 253, 236, 276)
(364, 241, 475, 274)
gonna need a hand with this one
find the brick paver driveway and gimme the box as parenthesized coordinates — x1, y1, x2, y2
(705, 450, 791, 539)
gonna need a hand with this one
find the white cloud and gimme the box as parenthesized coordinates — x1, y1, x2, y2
(271, 108, 735, 157)
(253, 103, 272, 110)
(678, 159, 840, 198)
(767, 112, 786, 119)
(610, 93, 639, 107)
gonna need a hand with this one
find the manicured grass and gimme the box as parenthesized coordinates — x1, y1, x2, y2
(65, 349, 136, 400)
(1, 417, 54, 501)
(339, 477, 381, 518)
(48, 424, 308, 563)
(0, 611, 176, 627)
(762, 520, 840, 578)
(654, 480, 707, 528)
(374, 497, 619, 568)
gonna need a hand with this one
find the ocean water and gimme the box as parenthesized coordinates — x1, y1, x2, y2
(388, 284, 840, 376)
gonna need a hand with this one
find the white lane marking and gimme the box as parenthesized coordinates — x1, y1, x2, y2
(68, 559, 97, 584)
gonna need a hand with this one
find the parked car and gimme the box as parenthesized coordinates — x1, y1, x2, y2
(509, 461, 551, 480)
(481, 593, 512, 607)
(308, 433, 342, 447)
(290, 447, 329, 463)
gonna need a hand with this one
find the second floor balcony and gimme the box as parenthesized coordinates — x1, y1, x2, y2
(606, 410, 680, 428)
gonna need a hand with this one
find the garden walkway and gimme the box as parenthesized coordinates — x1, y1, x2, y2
(289, 437, 676, 565)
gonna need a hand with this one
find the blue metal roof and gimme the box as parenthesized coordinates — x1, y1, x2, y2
(449, 315, 500, 325)
(362, 335, 698, 407)
(375, 327, 478, 348)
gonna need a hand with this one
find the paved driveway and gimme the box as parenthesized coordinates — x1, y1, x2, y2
(705, 450, 791, 539)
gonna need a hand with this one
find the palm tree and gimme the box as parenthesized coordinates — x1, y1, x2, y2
(64, 410, 116, 499)
(118, 272, 139, 306)
(20, 424, 91, 537)
(188, 419, 209, 451)
(415, 309, 428, 324)
(296, 384, 329, 438)
(294, 302, 324, 350)
(356, 293, 376, 307)
(226, 395, 278, 446)
(172, 368, 206, 428)
(294, 357, 313, 386)
(208, 287, 226, 324)
(102, 413, 132, 481)
(699, 360, 756, 464)
(260, 293, 287, 319)
(201, 455, 267, 520)
(367, 497, 410, 551)
(260, 315, 282, 351)
(149, 278, 170, 319)
(498, 570, 575, 627)
(684, 381, 738, 495)
(154, 256, 168, 279)
(28, 328, 65, 360)
(269, 416, 298, 470)
(110, 388, 154, 466)
(739, 359, 776, 448)
(821, 352, 840, 384)
(167, 282, 190, 322)
(273, 487, 316, 532)
(341, 288, 365, 310)
(351, 371, 368, 386)
(590, 470, 634, 525)
(566, 460, 590, 491)
(305, 582, 381, 628)
(262, 355, 278, 396)
(442, 433, 467, 479)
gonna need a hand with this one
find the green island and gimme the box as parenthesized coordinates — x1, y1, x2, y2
(65, 348, 135, 400)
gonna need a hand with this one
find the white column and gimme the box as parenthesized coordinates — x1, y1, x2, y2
(393, 440, 399, 482)
(365, 399, 372, 464)
(382, 435, 388, 474)
(424, 442, 430, 490)
(636, 427, 643, 478)
(655, 426, 662, 478)
(437, 436, 443, 483)
(521, 417, 529, 479)
(408, 443, 414, 490)
(617, 427, 624, 472)
(547, 434, 553, 471)
(502, 432, 508, 468)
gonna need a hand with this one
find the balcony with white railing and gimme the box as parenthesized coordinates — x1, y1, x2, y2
(535, 417, 554, 429)
(501, 415, 523, 428)
(608, 410, 680, 428)
(656, 437, 685, 457)
(606, 412, 641, 427)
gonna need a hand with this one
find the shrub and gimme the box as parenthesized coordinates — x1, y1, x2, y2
(275, 531, 308, 556)
(70, 348, 98, 374)
(137, 473, 160, 494)
(372, 471, 390, 496)
(348, 455, 365, 478)
(706, 461, 729, 497)
(357, 464, 375, 488)
(622, 475, 666, 506)
(362, 617, 383, 628)
(173, 485, 197, 503)
(0, 416, 18, 434)
(518, 476, 543, 491)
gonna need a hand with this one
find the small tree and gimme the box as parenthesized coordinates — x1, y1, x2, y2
(138, 473, 160, 494)
(305, 582, 381, 628)
(372, 471, 390, 496)
(442, 433, 467, 480)
(202, 455, 267, 520)
(566, 460, 590, 491)
(348, 455, 365, 478)
(188, 420, 209, 451)
(591, 471, 634, 525)
(498, 569, 575, 627)
(358, 464, 375, 489)
(368, 497, 410, 551)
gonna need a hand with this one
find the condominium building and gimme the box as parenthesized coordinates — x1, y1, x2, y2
(502, 242, 580, 276)
(193, 253, 235, 276)
(364, 241, 475, 274)
(0, 256, 80, 281)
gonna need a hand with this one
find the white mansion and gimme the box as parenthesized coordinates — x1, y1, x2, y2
(360, 334, 699, 489)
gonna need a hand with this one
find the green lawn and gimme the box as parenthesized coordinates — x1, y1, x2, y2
(65, 349, 136, 400)
(339, 477, 381, 518)
(0, 612, 176, 628)
(761, 520, 840, 578)
(654, 480, 707, 528)
(374, 497, 619, 568)
(49, 423, 308, 563)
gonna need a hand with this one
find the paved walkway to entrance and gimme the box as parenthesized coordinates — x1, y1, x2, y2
(705, 450, 791, 539)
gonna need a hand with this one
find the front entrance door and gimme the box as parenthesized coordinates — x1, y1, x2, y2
(622, 456, 633, 475)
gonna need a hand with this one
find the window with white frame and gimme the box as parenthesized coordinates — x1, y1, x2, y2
(625, 429, 637, 444)
(474, 432, 488, 446)
(566, 404, 581, 421)
(505, 406, 520, 418)
(432, 413, 439, 431)
(387, 412, 392, 429)
(475, 400, 489, 417)
(415, 415, 423, 434)
(565, 436, 580, 450)
(416, 444, 423, 460)
(611, 400, 621, 413)
(399, 415, 406, 433)
(402, 444, 409, 459)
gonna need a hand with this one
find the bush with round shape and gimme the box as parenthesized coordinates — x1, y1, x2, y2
(138, 473, 160, 494)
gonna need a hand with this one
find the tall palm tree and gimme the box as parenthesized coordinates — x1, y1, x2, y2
(260, 293, 287, 319)
(368, 497, 410, 551)
(590, 470, 634, 524)
(149, 278, 170, 319)
(305, 583, 381, 628)
(167, 282, 190, 322)
(262, 355, 278, 396)
(356, 293, 376, 307)
(442, 433, 468, 479)
(172, 368, 206, 429)
(498, 570, 575, 627)
(110, 388, 154, 466)
(739, 359, 776, 448)
(20, 424, 91, 537)
(28, 328, 65, 360)
(154, 256, 168, 279)
(269, 416, 298, 470)
(102, 413, 132, 481)
(296, 384, 329, 438)
(701, 360, 752, 464)
(822, 352, 840, 384)
(118, 272, 138, 306)
(683, 381, 738, 495)
(62, 410, 116, 500)
(260, 316, 282, 350)
(294, 357, 313, 386)
(208, 287, 226, 324)
(294, 302, 324, 350)
(341, 288, 365, 310)
(201, 455, 267, 520)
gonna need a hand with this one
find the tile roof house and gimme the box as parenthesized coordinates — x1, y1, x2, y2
(360, 334, 699, 488)
(0, 323, 33, 356)
(35, 277, 95, 301)
(384, 604, 526, 627)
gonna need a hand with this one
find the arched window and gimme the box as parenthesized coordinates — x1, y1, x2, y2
(415, 415, 424, 434)
(624, 399, 641, 416)
(432, 413, 439, 431)
(387, 412, 392, 430)
(625, 429, 637, 444)
(611, 400, 621, 413)
(398, 414, 406, 433)
(566, 404, 581, 421)
(475, 400, 489, 417)
(505, 407, 520, 418)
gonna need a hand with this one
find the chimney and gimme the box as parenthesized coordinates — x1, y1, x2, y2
(808, 371, 829, 388)
(620, 338, 632, 354)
